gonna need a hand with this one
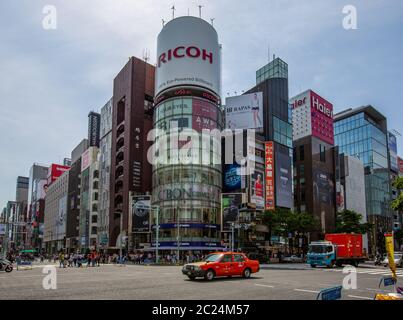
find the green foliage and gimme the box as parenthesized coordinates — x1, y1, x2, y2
(391, 177, 403, 211)
(262, 208, 320, 244)
(335, 209, 373, 234)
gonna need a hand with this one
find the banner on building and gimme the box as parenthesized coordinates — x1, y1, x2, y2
(385, 233, 397, 280)
(225, 92, 263, 130)
(275, 149, 293, 209)
(250, 169, 265, 210)
(0, 224, 6, 235)
(265, 141, 275, 210)
(221, 193, 244, 231)
(132, 195, 151, 232)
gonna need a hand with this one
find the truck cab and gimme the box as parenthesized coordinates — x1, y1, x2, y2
(307, 241, 336, 268)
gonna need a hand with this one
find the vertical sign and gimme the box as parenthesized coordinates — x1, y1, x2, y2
(265, 141, 275, 210)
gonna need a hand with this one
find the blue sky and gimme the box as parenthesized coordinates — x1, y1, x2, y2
(1, 0, 403, 207)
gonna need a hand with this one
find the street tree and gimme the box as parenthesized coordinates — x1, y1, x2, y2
(335, 209, 373, 234)
(391, 176, 403, 211)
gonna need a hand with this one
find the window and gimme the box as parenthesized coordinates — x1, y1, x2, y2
(320, 145, 326, 163)
(234, 254, 245, 262)
(299, 145, 305, 161)
(221, 254, 233, 263)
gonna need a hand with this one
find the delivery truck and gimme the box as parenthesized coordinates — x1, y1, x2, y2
(307, 233, 367, 268)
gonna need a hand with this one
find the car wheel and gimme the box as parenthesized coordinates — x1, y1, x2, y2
(204, 269, 215, 281)
(188, 275, 196, 280)
(243, 268, 251, 278)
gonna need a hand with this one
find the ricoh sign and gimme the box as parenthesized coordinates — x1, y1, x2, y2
(155, 16, 221, 97)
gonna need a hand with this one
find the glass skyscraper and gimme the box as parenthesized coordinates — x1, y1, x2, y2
(334, 106, 392, 255)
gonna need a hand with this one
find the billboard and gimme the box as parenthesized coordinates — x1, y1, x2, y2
(155, 16, 221, 97)
(291, 90, 334, 145)
(313, 169, 335, 206)
(224, 164, 242, 191)
(132, 195, 151, 232)
(221, 193, 243, 231)
(388, 132, 398, 172)
(265, 141, 275, 210)
(398, 157, 403, 175)
(225, 92, 263, 130)
(47, 164, 70, 186)
(56, 195, 67, 239)
(250, 169, 265, 210)
(275, 150, 293, 208)
(81, 149, 91, 172)
(35, 179, 48, 200)
(0, 224, 6, 235)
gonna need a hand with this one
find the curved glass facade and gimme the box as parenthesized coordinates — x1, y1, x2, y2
(151, 93, 223, 249)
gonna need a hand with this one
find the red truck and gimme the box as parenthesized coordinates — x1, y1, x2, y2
(307, 233, 367, 268)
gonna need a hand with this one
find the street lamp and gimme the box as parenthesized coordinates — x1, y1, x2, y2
(151, 205, 160, 264)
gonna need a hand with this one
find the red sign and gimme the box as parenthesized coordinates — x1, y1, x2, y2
(310, 90, 334, 145)
(158, 46, 213, 67)
(398, 157, 403, 174)
(47, 164, 70, 186)
(265, 141, 275, 210)
(192, 99, 218, 132)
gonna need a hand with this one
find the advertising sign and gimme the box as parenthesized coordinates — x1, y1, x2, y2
(0, 224, 6, 235)
(222, 193, 243, 231)
(81, 149, 91, 172)
(398, 157, 403, 175)
(35, 179, 48, 200)
(265, 141, 275, 210)
(156, 16, 221, 97)
(47, 163, 70, 186)
(132, 195, 151, 232)
(56, 195, 67, 239)
(225, 92, 263, 130)
(224, 164, 242, 191)
(313, 169, 335, 205)
(275, 150, 293, 208)
(192, 99, 218, 132)
(291, 90, 334, 145)
(250, 169, 265, 210)
(388, 132, 398, 172)
(310, 90, 334, 145)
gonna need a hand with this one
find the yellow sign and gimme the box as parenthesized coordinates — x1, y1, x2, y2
(384, 233, 397, 280)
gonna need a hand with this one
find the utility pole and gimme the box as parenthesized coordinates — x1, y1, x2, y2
(154, 206, 160, 264)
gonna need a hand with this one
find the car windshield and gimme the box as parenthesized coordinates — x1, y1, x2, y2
(394, 254, 402, 259)
(309, 245, 332, 254)
(204, 254, 223, 262)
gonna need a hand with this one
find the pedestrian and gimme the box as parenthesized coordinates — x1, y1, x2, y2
(59, 252, 65, 268)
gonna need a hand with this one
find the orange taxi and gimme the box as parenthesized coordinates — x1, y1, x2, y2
(182, 252, 260, 281)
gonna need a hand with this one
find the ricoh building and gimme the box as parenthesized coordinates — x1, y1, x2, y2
(151, 16, 224, 252)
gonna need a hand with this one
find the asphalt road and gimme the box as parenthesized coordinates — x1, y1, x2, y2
(0, 263, 401, 300)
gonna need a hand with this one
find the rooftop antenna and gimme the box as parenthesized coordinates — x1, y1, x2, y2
(210, 18, 215, 26)
(143, 48, 150, 63)
(162, 18, 165, 27)
(198, 5, 203, 18)
(268, 42, 270, 63)
(171, 5, 175, 20)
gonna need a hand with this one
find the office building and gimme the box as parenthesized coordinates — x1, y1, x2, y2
(109, 57, 155, 251)
(334, 106, 392, 255)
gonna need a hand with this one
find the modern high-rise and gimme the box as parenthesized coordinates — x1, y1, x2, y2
(98, 98, 113, 250)
(334, 106, 392, 255)
(109, 57, 155, 251)
(291, 90, 337, 238)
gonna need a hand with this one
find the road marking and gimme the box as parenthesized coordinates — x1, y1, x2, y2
(254, 284, 274, 288)
(347, 295, 373, 300)
(294, 289, 319, 293)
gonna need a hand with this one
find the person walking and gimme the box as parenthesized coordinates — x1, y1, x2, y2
(59, 252, 65, 268)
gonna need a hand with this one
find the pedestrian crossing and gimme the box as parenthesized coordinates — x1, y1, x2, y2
(323, 267, 403, 277)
